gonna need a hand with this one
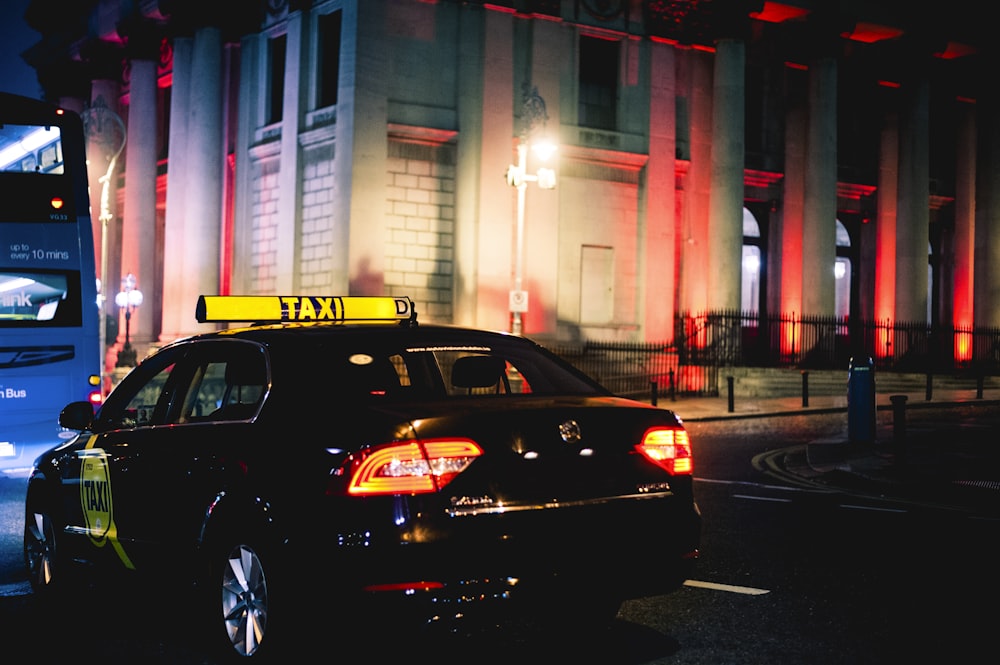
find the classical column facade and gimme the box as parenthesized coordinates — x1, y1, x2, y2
(119, 22, 160, 350)
(159, 34, 192, 342)
(452, 5, 487, 328)
(644, 39, 678, 341)
(706, 36, 746, 313)
(337, 0, 389, 296)
(894, 47, 931, 325)
(176, 24, 225, 336)
(801, 51, 837, 319)
(952, 101, 976, 339)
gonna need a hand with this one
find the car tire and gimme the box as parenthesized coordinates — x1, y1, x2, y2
(214, 541, 270, 660)
(23, 502, 78, 603)
(202, 533, 296, 663)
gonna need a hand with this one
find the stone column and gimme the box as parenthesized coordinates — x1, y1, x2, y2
(801, 54, 837, 319)
(974, 50, 1000, 329)
(339, 0, 389, 296)
(780, 65, 807, 322)
(706, 36, 745, 313)
(952, 102, 976, 334)
(159, 34, 192, 342)
(178, 24, 225, 335)
(453, 6, 486, 328)
(645, 40, 677, 341)
(119, 20, 161, 352)
(894, 51, 931, 325)
(273, 9, 304, 294)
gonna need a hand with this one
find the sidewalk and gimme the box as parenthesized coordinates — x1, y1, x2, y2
(661, 386, 1000, 516)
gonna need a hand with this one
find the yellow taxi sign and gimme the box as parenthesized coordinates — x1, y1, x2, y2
(196, 295, 416, 324)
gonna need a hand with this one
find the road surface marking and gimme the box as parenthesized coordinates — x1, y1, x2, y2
(684, 579, 770, 595)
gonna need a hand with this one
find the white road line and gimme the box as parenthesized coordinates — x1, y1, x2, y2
(733, 493, 792, 503)
(839, 503, 907, 513)
(684, 579, 770, 595)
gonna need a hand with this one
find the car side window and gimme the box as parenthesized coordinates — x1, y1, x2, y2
(116, 363, 177, 428)
(183, 346, 268, 423)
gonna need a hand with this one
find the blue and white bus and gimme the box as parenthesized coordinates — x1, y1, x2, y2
(0, 92, 102, 475)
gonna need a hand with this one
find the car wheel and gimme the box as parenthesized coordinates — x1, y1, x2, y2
(23, 510, 57, 592)
(217, 542, 271, 659)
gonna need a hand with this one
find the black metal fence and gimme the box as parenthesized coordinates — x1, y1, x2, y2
(545, 311, 1000, 399)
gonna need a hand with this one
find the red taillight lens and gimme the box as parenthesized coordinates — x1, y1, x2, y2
(635, 426, 693, 475)
(345, 438, 483, 496)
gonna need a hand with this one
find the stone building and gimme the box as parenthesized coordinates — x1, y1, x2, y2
(17, 0, 998, 375)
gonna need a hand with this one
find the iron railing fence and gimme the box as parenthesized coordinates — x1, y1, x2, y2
(544, 339, 718, 400)
(677, 310, 1000, 374)
(545, 312, 1000, 399)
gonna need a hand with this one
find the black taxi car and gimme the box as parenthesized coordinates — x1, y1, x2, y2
(23, 295, 700, 661)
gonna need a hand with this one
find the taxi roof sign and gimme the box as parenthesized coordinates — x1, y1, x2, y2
(196, 295, 416, 325)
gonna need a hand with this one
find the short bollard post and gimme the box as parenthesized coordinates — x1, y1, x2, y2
(925, 372, 933, 401)
(650, 380, 658, 407)
(727, 376, 735, 413)
(801, 370, 809, 408)
(848, 357, 876, 444)
(977, 374, 984, 400)
(669, 369, 676, 402)
(890, 394, 908, 460)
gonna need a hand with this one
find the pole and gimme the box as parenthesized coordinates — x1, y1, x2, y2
(512, 139, 527, 335)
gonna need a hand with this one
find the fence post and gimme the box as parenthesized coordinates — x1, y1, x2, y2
(727, 376, 735, 413)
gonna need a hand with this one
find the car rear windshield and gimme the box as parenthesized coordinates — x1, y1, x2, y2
(313, 336, 607, 401)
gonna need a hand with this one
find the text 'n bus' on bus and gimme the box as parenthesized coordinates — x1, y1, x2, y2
(1, 92, 101, 476)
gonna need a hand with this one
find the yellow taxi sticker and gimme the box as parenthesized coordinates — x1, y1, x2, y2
(79, 438, 135, 569)
(196, 295, 415, 324)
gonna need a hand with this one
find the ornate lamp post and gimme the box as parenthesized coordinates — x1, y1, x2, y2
(505, 82, 557, 336)
(115, 273, 143, 367)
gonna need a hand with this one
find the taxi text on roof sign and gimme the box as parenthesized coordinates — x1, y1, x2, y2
(196, 295, 415, 324)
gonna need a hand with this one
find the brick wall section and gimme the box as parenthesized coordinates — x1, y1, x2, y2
(385, 140, 456, 322)
(251, 157, 281, 294)
(300, 143, 336, 290)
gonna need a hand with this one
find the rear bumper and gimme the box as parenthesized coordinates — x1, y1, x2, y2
(305, 494, 701, 626)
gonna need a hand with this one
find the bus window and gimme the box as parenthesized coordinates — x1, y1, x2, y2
(0, 123, 63, 174)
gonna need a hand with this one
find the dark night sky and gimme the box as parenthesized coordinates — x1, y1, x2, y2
(0, 0, 42, 99)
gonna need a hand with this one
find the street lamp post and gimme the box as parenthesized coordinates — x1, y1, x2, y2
(505, 82, 556, 336)
(115, 273, 143, 367)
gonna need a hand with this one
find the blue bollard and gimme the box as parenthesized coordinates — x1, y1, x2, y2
(847, 356, 876, 444)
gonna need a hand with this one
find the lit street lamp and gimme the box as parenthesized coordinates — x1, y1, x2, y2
(505, 82, 556, 336)
(115, 273, 143, 367)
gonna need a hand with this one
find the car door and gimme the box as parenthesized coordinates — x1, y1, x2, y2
(59, 339, 269, 574)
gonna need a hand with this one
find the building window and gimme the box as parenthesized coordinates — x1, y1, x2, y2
(268, 34, 287, 125)
(317, 10, 341, 109)
(835, 220, 851, 321)
(741, 209, 762, 315)
(578, 35, 617, 131)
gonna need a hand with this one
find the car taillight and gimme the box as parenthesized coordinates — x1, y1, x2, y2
(344, 438, 483, 496)
(635, 426, 693, 475)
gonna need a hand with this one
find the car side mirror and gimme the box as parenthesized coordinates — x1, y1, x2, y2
(59, 401, 95, 431)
